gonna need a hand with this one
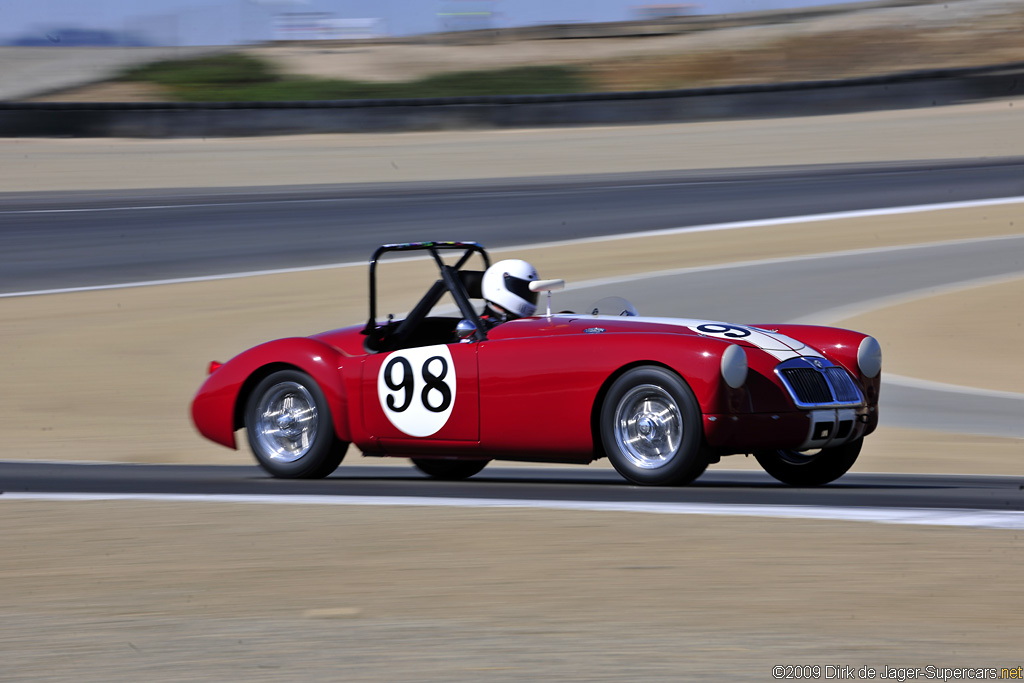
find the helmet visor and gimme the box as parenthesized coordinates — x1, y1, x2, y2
(503, 273, 539, 306)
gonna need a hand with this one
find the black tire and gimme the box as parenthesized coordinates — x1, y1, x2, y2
(244, 370, 348, 479)
(599, 366, 706, 486)
(754, 437, 862, 486)
(411, 458, 489, 480)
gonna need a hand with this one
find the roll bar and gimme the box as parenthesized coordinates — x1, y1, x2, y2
(362, 241, 491, 343)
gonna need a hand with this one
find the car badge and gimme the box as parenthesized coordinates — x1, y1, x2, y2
(811, 359, 824, 369)
(583, 327, 605, 334)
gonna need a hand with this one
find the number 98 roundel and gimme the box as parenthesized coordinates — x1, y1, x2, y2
(377, 345, 456, 437)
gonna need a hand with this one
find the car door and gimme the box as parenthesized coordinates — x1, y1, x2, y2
(361, 342, 480, 453)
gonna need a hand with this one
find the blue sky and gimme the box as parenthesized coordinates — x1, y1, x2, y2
(1, 0, 868, 45)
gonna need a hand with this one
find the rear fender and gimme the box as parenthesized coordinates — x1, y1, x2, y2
(191, 338, 350, 450)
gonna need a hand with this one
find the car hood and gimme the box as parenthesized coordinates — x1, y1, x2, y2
(490, 315, 824, 362)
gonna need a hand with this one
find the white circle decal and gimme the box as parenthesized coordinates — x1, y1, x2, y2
(687, 322, 753, 340)
(377, 344, 456, 437)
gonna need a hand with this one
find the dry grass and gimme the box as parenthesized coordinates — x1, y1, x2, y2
(588, 17, 1024, 91)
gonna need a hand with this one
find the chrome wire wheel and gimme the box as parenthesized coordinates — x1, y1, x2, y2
(252, 381, 320, 464)
(599, 366, 705, 486)
(244, 370, 347, 479)
(613, 384, 684, 470)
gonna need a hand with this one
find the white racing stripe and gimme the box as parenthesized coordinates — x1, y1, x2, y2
(4, 195, 1023, 299)
(579, 315, 822, 361)
(3, 492, 1023, 530)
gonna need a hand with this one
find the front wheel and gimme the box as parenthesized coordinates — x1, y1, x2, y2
(600, 366, 706, 486)
(412, 458, 489, 480)
(754, 438, 862, 486)
(245, 370, 348, 479)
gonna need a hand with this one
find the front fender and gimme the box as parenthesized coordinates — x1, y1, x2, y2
(191, 338, 351, 450)
(767, 324, 882, 436)
(477, 332, 744, 458)
(768, 324, 882, 398)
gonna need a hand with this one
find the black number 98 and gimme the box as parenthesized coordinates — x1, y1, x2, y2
(384, 355, 453, 414)
(384, 357, 414, 412)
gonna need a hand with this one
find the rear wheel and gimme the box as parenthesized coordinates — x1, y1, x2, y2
(600, 366, 706, 486)
(754, 438, 862, 486)
(245, 370, 348, 479)
(412, 458, 489, 480)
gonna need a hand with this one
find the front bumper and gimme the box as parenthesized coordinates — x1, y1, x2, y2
(703, 403, 876, 453)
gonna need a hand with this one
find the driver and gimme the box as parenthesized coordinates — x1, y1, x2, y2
(480, 259, 540, 325)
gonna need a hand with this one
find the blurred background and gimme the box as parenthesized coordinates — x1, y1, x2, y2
(5, 0, 1023, 104)
(2, 0, 902, 46)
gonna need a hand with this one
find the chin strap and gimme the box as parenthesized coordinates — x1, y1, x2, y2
(484, 303, 511, 323)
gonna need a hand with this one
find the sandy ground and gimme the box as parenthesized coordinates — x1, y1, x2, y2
(2, 106, 1023, 679)
(838, 275, 1024, 394)
(2, 501, 1022, 680)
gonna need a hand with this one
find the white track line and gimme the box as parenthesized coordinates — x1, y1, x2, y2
(497, 195, 1024, 251)
(0, 262, 365, 299)
(558, 233, 1024, 296)
(3, 492, 1023, 530)
(883, 373, 1024, 401)
(0, 251, 431, 299)
(789, 271, 1024, 325)
(4, 195, 1023, 299)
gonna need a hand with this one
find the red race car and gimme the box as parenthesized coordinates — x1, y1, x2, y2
(191, 241, 881, 486)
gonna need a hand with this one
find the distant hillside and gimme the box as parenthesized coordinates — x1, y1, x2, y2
(22, 0, 1024, 102)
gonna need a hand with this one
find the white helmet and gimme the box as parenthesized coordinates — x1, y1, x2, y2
(482, 259, 539, 319)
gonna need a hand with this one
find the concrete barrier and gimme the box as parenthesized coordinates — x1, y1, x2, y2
(1, 62, 1021, 138)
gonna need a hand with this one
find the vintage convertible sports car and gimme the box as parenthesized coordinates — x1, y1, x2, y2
(192, 241, 881, 486)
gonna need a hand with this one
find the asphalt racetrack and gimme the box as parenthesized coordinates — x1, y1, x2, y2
(3, 159, 1022, 510)
(2, 158, 1023, 294)
(3, 464, 1023, 516)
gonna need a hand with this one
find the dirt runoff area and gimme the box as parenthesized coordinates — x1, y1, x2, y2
(3, 98, 1023, 192)
(2, 501, 1023, 681)
(2, 104, 1023, 679)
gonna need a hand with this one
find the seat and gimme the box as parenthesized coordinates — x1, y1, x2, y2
(458, 270, 485, 300)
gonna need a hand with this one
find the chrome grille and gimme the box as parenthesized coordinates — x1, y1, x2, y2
(775, 358, 864, 408)
(780, 368, 832, 404)
(823, 367, 862, 403)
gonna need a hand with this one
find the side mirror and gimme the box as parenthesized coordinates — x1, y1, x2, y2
(529, 279, 566, 317)
(455, 319, 477, 340)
